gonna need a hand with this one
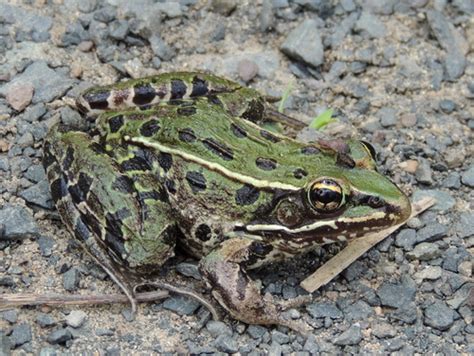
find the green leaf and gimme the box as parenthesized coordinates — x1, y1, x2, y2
(277, 82, 294, 113)
(310, 109, 337, 130)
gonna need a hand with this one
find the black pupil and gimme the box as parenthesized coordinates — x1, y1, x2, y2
(312, 188, 340, 205)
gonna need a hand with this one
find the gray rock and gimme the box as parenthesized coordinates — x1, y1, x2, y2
(354, 11, 387, 38)
(247, 325, 268, 339)
(426, 10, 466, 80)
(156, 2, 182, 18)
(271, 330, 290, 344)
(371, 322, 397, 338)
(19, 180, 53, 209)
(454, 212, 474, 238)
(424, 301, 454, 331)
(406, 242, 441, 261)
(0, 204, 38, 239)
(390, 302, 417, 324)
(109, 20, 129, 41)
(60, 106, 86, 129)
(0, 157, 10, 172)
(25, 165, 46, 184)
(0, 3, 52, 41)
(63, 268, 80, 292)
(416, 223, 448, 243)
(329, 12, 358, 47)
(47, 328, 73, 345)
(361, 0, 396, 14)
(36, 313, 56, 328)
(9, 323, 32, 348)
(37, 236, 55, 257)
(175, 262, 201, 280)
(415, 159, 433, 185)
(281, 19, 324, 68)
(214, 334, 238, 353)
(162, 295, 200, 315)
(303, 334, 320, 353)
(412, 190, 455, 212)
(149, 35, 175, 61)
(413, 266, 442, 282)
(2, 309, 18, 324)
(333, 325, 362, 346)
(439, 99, 456, 113)
(206, 320, 232, 337)
(377, 107, 397, 127)
(444, 172, 461, 189)
(210, 0, 237, 16)
(95, 328, 114, 336)
(377, 281, 415, 308)
(340, 0, 356, 12)
(260, 0, 274, 32)
(0, 61, 74, 104)
(446, 282, 472, 309)
(0, 332, 11, 356)
(342, 300, 373, 321)
(306, 302, 343, 319)
(0, 276, 16, 287)
(461, 166, 474, 187)
(395, 228, 417, 250)
(78, 0, 97, 13)
(93, 5, 117, 23)
(65, 310, 87, 328)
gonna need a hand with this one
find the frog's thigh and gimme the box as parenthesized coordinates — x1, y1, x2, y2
(199, 237, 310, 331)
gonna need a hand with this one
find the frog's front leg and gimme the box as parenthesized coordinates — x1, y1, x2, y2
(199, 237, 312, 333)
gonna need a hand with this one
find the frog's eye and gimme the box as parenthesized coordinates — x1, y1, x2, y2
(360, 141, 377, 161)
(308, 179, 345, 212)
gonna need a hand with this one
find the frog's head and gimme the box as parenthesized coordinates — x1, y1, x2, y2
(244, 141, 411, 245)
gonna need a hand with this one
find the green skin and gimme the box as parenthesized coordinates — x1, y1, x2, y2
(43, 72, 411, 332)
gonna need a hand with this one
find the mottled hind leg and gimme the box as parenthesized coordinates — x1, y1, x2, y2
(199, 237, 312, 334)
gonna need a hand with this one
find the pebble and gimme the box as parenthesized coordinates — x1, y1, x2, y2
(162, 295, 200, 315)
(406, 242, 441, 261)
(210, 0, 237, 16)
(376, 281, 415, 308)
(36, 313, 56, 328)
(0, 332, 11, 355)
(354, 11, 387, 38)
(271, 330, 290, 344)
(5, 82, 34, 111)
(377, 107, 397, 127)
(260, 0, 274, 32)
(24, 164, 46, 183)
(247, 325, 268, 339)
(46, 328, 73, 345)
(78, 0, 97, 13)
(303, 334, 320, 353)
(0, 204, 38, 238)
(63, 267, 80, 292)
(65, 310, 87, 328)
(0, 61, 73, 104)
(457, 261, 471, 277)
(214, 334, 239, 353)
(281, 19, 324, 68)
(329, 12, 358, 47)
(395, 228, 417, 250)
(206, 320, 232, 337)
(423, 301, 454, 331)
(413, 266, 442, 282)
(109, 20, 129, 41)
(342, 300, 373, 321)
(149, 35, 175, 61)
(340, 0, 356, 12)
(238, 59, 259, 82)
(461, 166, 474, 187)
(9, 323, 32, 348)
(439, 99, 456, 113)
(2, 309, 18, 324)
(306, 302, 343, 319)
(416, 223, 448, 243)
(333, 325, 362, 346)
(390, 302, 418, 324)
(18, 180, 54, 209)
(412, 190, 456, 212)
(93, 5, 117, 23)
(371, 322, 397, 339)
(415, 159, 433, 185)
(400, 113, 417, 127)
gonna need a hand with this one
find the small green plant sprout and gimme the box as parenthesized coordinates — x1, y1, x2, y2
(277, 82, 294, 114)
(310, 108, 337, 130)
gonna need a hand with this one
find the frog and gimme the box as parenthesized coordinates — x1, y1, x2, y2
(43, 72, 412, 332)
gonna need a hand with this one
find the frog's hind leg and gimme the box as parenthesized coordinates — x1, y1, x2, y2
(43, 125, 173, 313)
(199, 237, 312, 334)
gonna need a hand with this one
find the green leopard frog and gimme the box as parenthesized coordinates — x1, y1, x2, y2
(43, 72, 411, 331)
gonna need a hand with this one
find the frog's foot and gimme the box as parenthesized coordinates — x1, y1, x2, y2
(133, 281, 220, 320)
(199, 237, 313, 334)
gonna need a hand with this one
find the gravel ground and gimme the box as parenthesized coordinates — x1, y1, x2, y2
(0, 0, 473, 354)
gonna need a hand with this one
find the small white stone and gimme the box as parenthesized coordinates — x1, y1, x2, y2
(65, 310, 87, 328)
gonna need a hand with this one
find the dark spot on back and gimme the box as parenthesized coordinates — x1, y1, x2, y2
(140, 119, 160, 137)
(50, 177, 68, 203)
(178, 128, 197, 143)
(260, 130, 280, 143)
(190, 76, 209, 97)
(121, 155, 152, 172)
(203, 138, 234, 161)
(139, 188, 168, 203)
(336, 153, 356, 169)
(256, 157, 277, 171)
(112, 175, 135, 194)
(242, 99, 264, 123)
(301, 146, 321, 155)
(158, 152, 173, 171)
(235, 184, 260, 206)
(63, 146, 75, 171)
(139, 104, 152, 111)
(84, 91, 110, 110)
(293, 168, 307, 179)
(186, 171, 207, 193)
(177, 106, 197, 116)
(77, 172, 93, 197)
(133, 83, 156, 106)
(109, 115, 124, 133)
(81, 211, 102, 239)
(171, 79, 187, 100)
(195, 224, 212, 241)
(89, 142, 106, 155)
(207, 95, 223, 107)
(165, 179, 176, 194)
(42, 143, 56, 170)
(230, 123, 247, 138)
(245, 242, 274, 268)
